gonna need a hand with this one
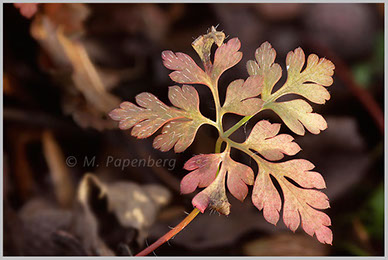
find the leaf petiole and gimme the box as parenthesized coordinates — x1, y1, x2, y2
(135, 208, 200, 256)
(223, 115, 253, 138)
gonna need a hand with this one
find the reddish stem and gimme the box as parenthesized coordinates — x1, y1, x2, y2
(136, 208, 201, 256)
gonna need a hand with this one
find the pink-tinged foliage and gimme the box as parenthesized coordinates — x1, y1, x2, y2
(281, 180, 332, 245)
(210, 38, 243, 82)
(109, 93, 183, 137)
(267, 99, 328, 135)
(162, 51, 210, 86)
(163, 38, 242, 92)
(252, 164, 281, 226)
(109, 85, 210, 152)
(222, 75, 264, 116)
(252, 158, 332, 244)
(110, 27, 335, 245)
(153, 85, 210, 153)
(192, 169, 230, 215)
(247, 42, 335, 135)
(247, 42, 282, 100)
(223, 155, 254, 201)
(244, 120, 301, 160)
(180, 154, 223, 194)
(182, 152, 254, 211)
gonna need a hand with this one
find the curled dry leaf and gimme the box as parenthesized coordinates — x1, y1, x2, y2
(109, 85, 212, 152)
(247, 41, 335, 135)
(192, 168, 230, 215)
(192, 25, 225, 70)
(30, 4, 119, 130)
(74, 173, 171, 251)
(222, 75, 264, 116)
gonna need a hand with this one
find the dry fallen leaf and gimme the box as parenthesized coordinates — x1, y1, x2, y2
(74, 173, 171, 252)
(30, 4, 120, 130)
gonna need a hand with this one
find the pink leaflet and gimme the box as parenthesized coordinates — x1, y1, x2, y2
(152, 85, 209, 153)
(162, 51, 210, 86)
(224, 155, 254, 202)
(222, 75, 264, 116)
(244, 120, 301, 161)
(180, 153, 223, 194)
(109, 93, 184, 138)
(162, 38, 242, 91)
(252, 158, 331, 244)
(109, 85, 209, 152)
(183, 152, 254, 214)
(247, 41, 282, 100)
(211, 37, 243, 82)
(281, 180, 332, 245)
(252, 166, 281, 226)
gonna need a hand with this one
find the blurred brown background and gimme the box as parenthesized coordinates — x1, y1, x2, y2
(3, 3, 384, 256)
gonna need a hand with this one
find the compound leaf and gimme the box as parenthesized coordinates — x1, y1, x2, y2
(111, 29, 334, 246)
(244, 120, 301, 160)
(109, 85, 211, 152)
(222, 75, 264, 116)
